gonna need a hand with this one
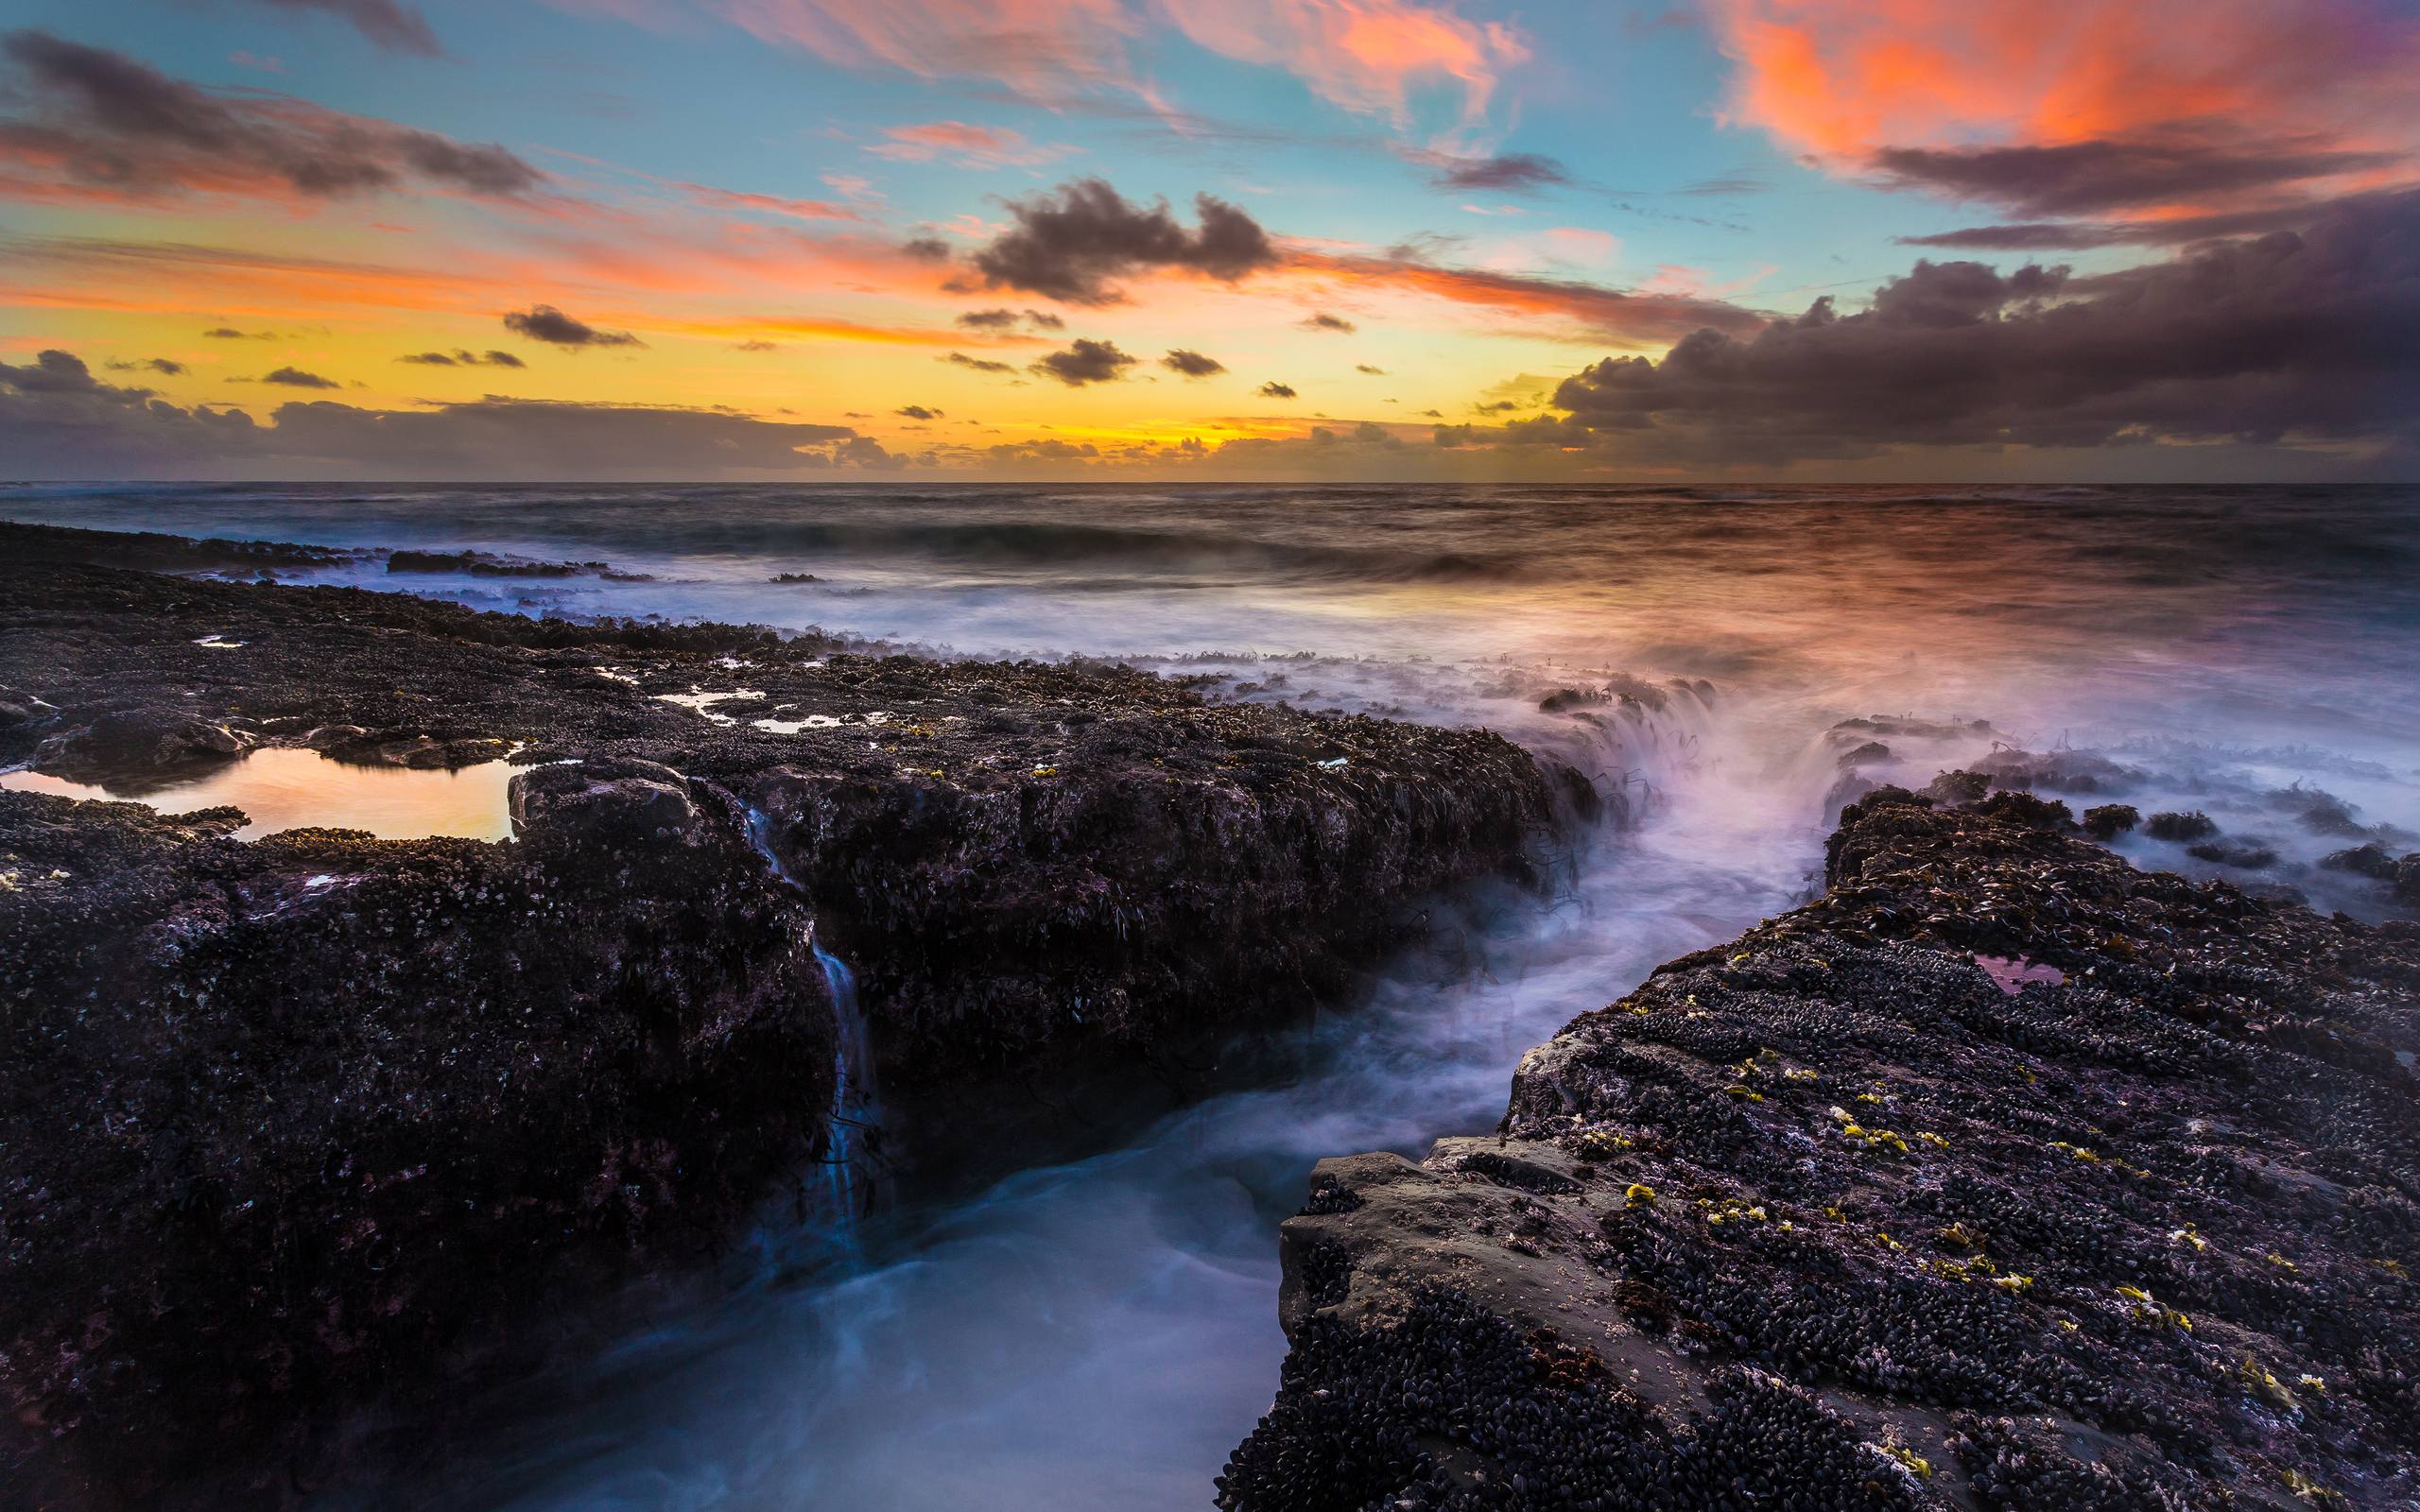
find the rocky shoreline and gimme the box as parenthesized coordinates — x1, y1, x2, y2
(1219, 787, 2420, 1510)
(0, 523, 1575, 1504)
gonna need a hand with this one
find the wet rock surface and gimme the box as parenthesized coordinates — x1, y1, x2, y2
(0, 777, 835, 1506)
(1222, 789, 2420, 1510)
(0, 522, 1564, 1502)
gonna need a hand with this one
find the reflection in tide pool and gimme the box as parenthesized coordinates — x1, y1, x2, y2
(0, 747, 518, 840)
(8, 483, 2419, 1509)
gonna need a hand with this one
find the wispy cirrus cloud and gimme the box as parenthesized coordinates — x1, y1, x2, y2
(864, 120, 1074, 168)
(1152, 0, 1526, 129)
(1405, 148, 1568, 193)
(618, 0, 1525, 131)
(1286, 246, 1767, 348)
(247, 0, 443, 57)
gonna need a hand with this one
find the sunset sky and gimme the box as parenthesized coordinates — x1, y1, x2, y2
(3, 0, 2415, 480)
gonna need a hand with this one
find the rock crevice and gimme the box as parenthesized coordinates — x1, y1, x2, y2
(1222, 788, 2420, 1511)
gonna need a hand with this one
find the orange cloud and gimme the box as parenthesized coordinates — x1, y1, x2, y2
(1286, 248, 1764, 347)
(672, 181, 869, 222)
(1703, 0, 2420, 214)
(863, 120, 1073, 167)
(0, 236, 523, 320)
(1155, 0, 1527, 128)
(676, 313, 1033, 347)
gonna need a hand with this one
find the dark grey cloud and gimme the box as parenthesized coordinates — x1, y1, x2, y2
(1470, 191, 2420, 466)
(1028, 337, 1137, 385)
(1673, 173, 1770, 197)
(247, 0, 441, 58)
(944, 351, 1017, 374)
(0, 348, 110, 393)
(1355, 363, 1386, 374)
(837, 435, 906, 469)
(1871, 135, 2401, 219)
(895, 404, 942, 419)
(1298, 311, 1356, 334)
(734, 339, 779, 352)
(988, 438, 1099, 463)
(502, 304, 644, 350)
(970, 178, 1276, 305)
(1898, 189, 2420, 250)
(1160, 349, 1224, 377)
(954, 307, 1065, 333)
(1258, 381, 1296, 399)
(0, 349, 880, 478)
(397, 348, 525, 367)
(1898, 222, 2140, 251)
(261, 366, 338, 388)
(0, 31, 541, 202)
(1416, 151, 1570, 193)
(203, 326, 273, 338)
(106, 356, 185, 375)
(901, 236, 953, 260)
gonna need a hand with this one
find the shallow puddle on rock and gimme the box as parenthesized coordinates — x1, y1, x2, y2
(0, 747, 517, 840)
(656, 688, 765, 725)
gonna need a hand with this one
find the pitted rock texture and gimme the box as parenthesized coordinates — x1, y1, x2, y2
(0, 523, 1569, 1503)
(0, 766, 835, 1505)
(1, 527, 1564, 1088)
(1222, 788, 2420, 1511)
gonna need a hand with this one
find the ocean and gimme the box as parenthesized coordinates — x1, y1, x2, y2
(7, 481, 2417, 1508)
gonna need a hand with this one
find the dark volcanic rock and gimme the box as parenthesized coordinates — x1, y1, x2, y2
(2145, 809, 2220, 842)
(0, 520, 358, 576)
(2080, 802, 2139, 839)
(0, 779, 835, 1505)
(0, 522, 1569, 1501)
(36, 708, 253, 785)
(0, 531, 1563, 1098)
(1222, 789, 2420, 1511)
(387, 547, 648, 580)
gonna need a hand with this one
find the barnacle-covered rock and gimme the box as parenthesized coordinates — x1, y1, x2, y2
(0, 522, 1576, 1502)
(1225, 789, 2420, 1510)
(0, 782, 836, 1506)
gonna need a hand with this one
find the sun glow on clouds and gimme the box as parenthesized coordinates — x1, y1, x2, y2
(6, 1, 2416, 481)
(697, 0, 1525, 129)
(1703, 0, 2420, 213)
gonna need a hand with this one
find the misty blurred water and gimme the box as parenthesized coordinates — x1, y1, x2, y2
(8, 482, 2416, 1508)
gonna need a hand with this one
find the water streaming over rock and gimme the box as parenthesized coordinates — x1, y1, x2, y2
(742, 803, 885, 1248)
(809, 941, 879, 1237)
(10, 482, 2418, 1509)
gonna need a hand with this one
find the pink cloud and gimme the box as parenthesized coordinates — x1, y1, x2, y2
(864, 120, 1074, 168)
(1155, 0, 1527, 129)
(1702, 0, 2420, 217)
(691, 0, 1524, 128)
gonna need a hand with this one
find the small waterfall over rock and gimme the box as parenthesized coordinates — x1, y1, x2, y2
(740, 803, 884, 1241)
(809, 937, 880, 1230)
